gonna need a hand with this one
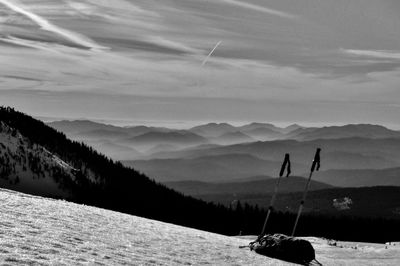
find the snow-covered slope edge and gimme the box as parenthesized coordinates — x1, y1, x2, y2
(0, 121, 75, 197)
(0, 120, 101, 199)
(1, 189, 399, 265)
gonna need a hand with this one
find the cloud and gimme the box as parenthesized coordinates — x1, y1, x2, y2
(343, 49, 400, 60)
(0, 35, 89, 52)
(219, 0, 296, 19)
(143, 36, 201, 54)
(0, 0, 107, 50)
(1, 0, 400, 128)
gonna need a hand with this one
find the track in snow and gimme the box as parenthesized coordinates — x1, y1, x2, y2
(0, 189, 399, 265)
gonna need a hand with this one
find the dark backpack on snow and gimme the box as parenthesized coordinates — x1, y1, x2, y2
(250, 234, 316, 265)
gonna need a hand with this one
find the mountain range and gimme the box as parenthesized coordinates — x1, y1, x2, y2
(165, 176, 333, 196)
(0, 107, 270, 235)
(285, 124, 400, 141)
(313, 167, 400, 187)
(49, 120, 400, 156)
(123, 154, 308, 182)
(1, 107, 400, 242)
(147, 138, 400, 170)
(49, 120, 400, 188)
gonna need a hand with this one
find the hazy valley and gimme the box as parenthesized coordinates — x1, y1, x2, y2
(45, 118, 400, 220)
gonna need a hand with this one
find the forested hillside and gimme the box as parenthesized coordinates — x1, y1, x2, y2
(0, 107, 247, 235)
(1, 107, 399, 242)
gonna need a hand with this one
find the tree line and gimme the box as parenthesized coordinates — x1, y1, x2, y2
(0, 106, 399, 243)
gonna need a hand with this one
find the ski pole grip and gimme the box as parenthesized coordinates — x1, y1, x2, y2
(311, 148, 321, 172)
(279, 153, 290, 177)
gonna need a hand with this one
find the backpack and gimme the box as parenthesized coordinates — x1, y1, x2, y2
(249, 234, 316, 265)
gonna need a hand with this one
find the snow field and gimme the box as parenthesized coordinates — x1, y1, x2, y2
(0, 189, 399, 265)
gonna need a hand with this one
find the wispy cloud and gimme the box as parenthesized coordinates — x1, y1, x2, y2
(1, 0, 400, 127)
(143, 36, 201, 54)
(343, 49, 400, 60)
(220, 0, 296, 19)
(0, 35, 87, 52)
(0, 0, 107, 50)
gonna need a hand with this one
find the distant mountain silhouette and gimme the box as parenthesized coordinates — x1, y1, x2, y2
(50, 121, 208, 154)
(323, 151, 397, 169)
(49, 120, 172, 138)
(149, 139, 301, 159)
(49, 120, 400, 190)
(237, 122, 282, 132)
(285, 124, 400, 141)
(123, 125, 172, 136)
(180, 143, 222, 152)
(283, 127, 317, 139)
(149, 138, 400, 172)
(212, 131, 255, 145)
(128, 131, 207, 144)
(75, 129, 130, 140)
(189, 123, 237, 137)
(313, 167, 400, 187)
(165, 176, 333, 196)
(87, 140, 142, 160)
(49, 120, 120, 135)
(121, 131, 209, 152)
(281, 124, 304, 134)
(145, 143, 180, 155)
(241, 127, 283, 140)
(123, 154, 308, 182)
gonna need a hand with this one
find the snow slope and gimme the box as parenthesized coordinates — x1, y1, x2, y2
(1, 189, 399, 265)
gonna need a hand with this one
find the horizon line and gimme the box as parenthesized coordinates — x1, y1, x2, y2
(36, 115, 400, 131)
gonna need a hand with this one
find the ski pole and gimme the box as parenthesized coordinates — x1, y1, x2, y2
(291, 148, 321, 237)
(260, 153, 291, 237)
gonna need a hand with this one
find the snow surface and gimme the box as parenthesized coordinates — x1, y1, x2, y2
(0, 189, 399, 265)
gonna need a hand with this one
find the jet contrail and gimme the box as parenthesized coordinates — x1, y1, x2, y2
(201, 41, 222, 66)
(0, 0, 107, 50)
(220, 0, 295, 19)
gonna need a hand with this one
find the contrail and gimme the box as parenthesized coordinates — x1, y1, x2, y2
(202, 41, 222, 66)
(220, 0, 295, 19)
(0, 0, 107, 50)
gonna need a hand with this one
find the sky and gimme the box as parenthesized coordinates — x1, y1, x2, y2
(1, 0, 400, 128)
